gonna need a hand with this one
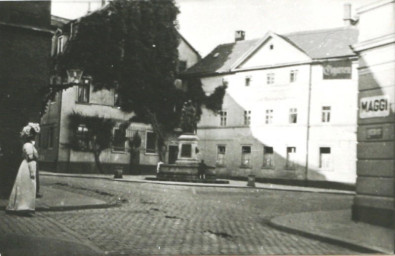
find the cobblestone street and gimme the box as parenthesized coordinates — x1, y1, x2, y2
(1, 175, 359, 255)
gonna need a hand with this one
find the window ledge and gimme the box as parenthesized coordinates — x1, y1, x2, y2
(75, 101, 90, 105)
(261, 166, 274, 170)
(239, 165, 252, 169)
(145, 152, 158, 156)
(111, 149, 127, 154)
(216, 164, 226, 168)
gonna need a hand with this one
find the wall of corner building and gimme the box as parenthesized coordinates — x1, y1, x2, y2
(178, 38, 201, 69)
(352, 0, 395, 227)
(196, 59, 358, 184)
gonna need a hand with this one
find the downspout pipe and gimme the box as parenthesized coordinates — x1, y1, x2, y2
(305, 63, 313, 185)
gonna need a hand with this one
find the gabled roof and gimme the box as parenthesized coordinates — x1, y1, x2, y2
(183, 38, 261, 76)
(184, 27, 358, 76)
(280, 27, 358, 59)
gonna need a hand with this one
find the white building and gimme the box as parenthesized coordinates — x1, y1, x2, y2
(183, 26, 359, 185)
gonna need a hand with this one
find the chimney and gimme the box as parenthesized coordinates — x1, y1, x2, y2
(343, 3, 352, 26)
(235, 30, 245, 42)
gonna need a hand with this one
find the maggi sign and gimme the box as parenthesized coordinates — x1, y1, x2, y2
(359, 95, 390, 118)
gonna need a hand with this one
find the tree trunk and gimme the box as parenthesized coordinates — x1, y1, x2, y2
(145, 108, 167, 162)
(93, 150, 104, 174)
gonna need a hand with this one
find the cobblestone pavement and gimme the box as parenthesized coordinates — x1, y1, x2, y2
(9, 176, 362, 255)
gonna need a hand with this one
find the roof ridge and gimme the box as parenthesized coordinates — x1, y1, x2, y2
(283, 26, 357, 37)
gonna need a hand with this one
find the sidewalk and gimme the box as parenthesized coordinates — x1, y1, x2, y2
(40, 171, 392, 254)
(0, 184, 111, 212)
(269, 210, 394, 254)
(0, 185, 108, 256)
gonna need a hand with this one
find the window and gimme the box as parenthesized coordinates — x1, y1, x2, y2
(241, 146, 252, 167)
(286, 147, 296, 169)
(319, 147, 331, 169)
(57, 36, 64, 54)
(270, 44, 274, 50)
(146, 131, 157, 153)
(244, 110, 251, 125)
(76, 125, 90, 150)
(178, 60, 187, 72)
(263, 146, 274, 168)
(219, 110, 227, 126)
(114, 90, 121, 107)
(322, 106, 331, 123)
(265, 109, 273, 124)
(245, 76, 251, 86)
(289, 108, 297, 123)
(290, 70, 298, 83)
(113, 128, 126, 152)
(77, 78, 90, 103)
(216, 145, 226, 166)
(267, 73, 275, 84)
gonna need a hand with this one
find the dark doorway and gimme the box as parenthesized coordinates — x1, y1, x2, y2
(168, 145, 178, 164)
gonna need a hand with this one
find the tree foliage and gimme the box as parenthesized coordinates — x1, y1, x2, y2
(68, 112, 115, 173)
(54, 0, 227, 161)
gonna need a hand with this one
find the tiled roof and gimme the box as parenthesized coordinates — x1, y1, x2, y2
(281, 27, 358, 59)
(183, 38, 261, 75)
(184, 27, 358, 76)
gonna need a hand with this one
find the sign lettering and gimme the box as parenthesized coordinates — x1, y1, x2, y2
(323, 60, 352, 79)
(366, 127, 383, 139)
(360, 96, 390, 118)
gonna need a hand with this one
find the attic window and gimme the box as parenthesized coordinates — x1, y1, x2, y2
(270, 44, 274, 50)
(213, 52, 220, 58)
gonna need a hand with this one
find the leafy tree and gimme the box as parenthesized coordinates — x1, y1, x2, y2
(51, 0, 226, 162)
(68, 112, 115, 173)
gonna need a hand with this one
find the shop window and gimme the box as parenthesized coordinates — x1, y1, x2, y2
(289, 108, 297, 123)
(76, 124, 90, 151)
(244, 110, 251, 125)
(263, 146, 274, 168)
(241, 146, 251, 167)
(77, 78, 90, 103)
(286, 147, 296, 169)
(319, 147, 331, 169)
(322, 106, 331, 123)
(217, 145, 226, 166)
(265, 109, 273, 124)
(267, 73, 275, 84)
(113, 128, 126, 152)
(146, 131, 157, 153)
(290, 70, 298, 83)
(219, 110, 227, 126)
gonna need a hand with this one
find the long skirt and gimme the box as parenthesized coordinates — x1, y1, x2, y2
(6, 160, 36, 212)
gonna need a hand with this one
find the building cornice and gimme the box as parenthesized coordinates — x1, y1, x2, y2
(356, 0, 394, 14)
(351, 33, 395, 52)
(233, 56, 358, 73)
(0, 21, 54, 34)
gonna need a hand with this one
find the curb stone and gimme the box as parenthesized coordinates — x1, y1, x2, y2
(268, 216, 391, 254)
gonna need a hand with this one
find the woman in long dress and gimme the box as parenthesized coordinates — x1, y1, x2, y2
(6, 123, 40, 216)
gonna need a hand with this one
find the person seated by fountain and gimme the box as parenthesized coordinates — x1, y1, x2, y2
(198, 160, 207, 180)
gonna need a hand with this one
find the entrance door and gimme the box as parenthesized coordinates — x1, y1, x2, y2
(168, 145, 178, 164)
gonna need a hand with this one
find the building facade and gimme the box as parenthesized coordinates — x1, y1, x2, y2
(0, 1, 53, 193)
(39, 12, 201, 174)
(351, 0, 394, 227)
(184, 26, 359, 185)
